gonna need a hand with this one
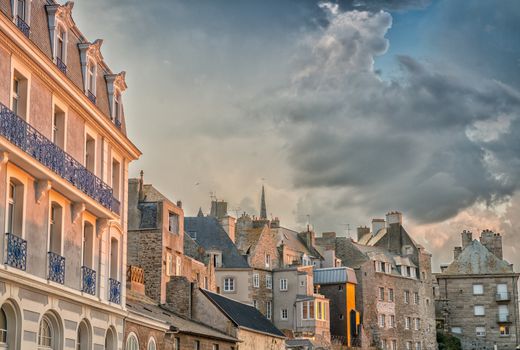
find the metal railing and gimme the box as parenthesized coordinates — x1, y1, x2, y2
(114, 118, 121, 129)
(47, 252, 65, 284)
(496, 292, 510, 302)
(16, 16, 30, 37)
(87, 90, 96, 104)
(109, 278, 121, 304)
(81, 266, 96, 295)
(56, 57, 67, 74)
(0, 103, 119, 212)
(5, 233, 27, 270)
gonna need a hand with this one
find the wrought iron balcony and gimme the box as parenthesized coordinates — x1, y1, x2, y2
(109, 278, 121, 304)
(0, 103, 119, 213)
(5, 233, 27, 270)
(56, 57, 67, 75)
(16, 16, 30, 38)
(47, 252, 65, 284)
(496, 293, 510, 302)
(114, 118, 121, 129)
(497, 314, 511, 323)
(81, 266, 96, 295)
(87, 90, 96, 104)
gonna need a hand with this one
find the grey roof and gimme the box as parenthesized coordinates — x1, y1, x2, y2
(126, 300, 237, 342)
(443, 240, 514, 275)
(313, 267, 357, 285)
(201, 290, 285, 338)
(184, 217, 249, 268)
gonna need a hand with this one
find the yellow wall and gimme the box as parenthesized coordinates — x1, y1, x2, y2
(346, 282, 357, 346)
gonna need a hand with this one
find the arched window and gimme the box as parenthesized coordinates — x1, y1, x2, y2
(1, 300, 21, 349)
(125, 333, 138, 350)
(38, 312, 62, 350)
(0, 308, 7, 344)
(104, 327, 117, 350)
(76, 320, 91, 350)
(147, 337, 157, 350)
(7, 179, 24, 236)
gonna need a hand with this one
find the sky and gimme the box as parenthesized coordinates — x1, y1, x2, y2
(72, 0, 520, 270)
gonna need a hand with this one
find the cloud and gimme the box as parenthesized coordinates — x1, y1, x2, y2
(250, 4, 520, 227)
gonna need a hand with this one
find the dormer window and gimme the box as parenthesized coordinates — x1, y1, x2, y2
(114, 91, 121, 127)
(87, 61, 96, 104)
(55, 26, 67, 74)
(14, 0, 30, 37)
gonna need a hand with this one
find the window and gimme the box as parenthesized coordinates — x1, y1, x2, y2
(406, 342, 412, 350)
(212, 252, 222, 268)
(110, 238, 119, 280)
(52, 106, 65, 149)
(253, 273, 259, 288)
(266, 275, 272, 289)
(316, 301, 323, 320)
(16, 0, 27, 21)
(174, 338, 180, 350)
(379, 287, 385, 301)
(498, 305, 509, 322)
(497, 283, 508, 300)
(11, 71, 28, 119)
(49, 202, 63, 255)
(280, 278, 288, 291)
(147, 337, 156, 350)
(302, 301, 314, 320)
(415, 342, 421, 350)
(404, 290, 410, 304)
(112, 159, 121, 200)
(38, 316, 52, 348)
(475, 326, 486, 337)
(85, 134, 95, 173)
(451, 327, 462, 334)
(405, 317, 411, 330)
(166, 253, 174, 276)
(339, 314, 344, 320)
(265, 254, 271, 268)
(338, 285, 344, 291)
(391, 340, 397, 350)
(253, 300, 257, 309)
(414, 318, 420, 331)
(194, 340, 200, 350)
(390, 315, 395, 328)
(223, 278, 235, 292)
(114, 91, 121, 123)
(474, 305, 485, 316)
(379, 314, 386, 328)
(473, 284, 484, 295)
(281, 308, 288, 320)
(87, 61, 96, 95)
(414, 292, 419, 305)
(175, 256, 182, 276)
(499, 326, 510, 336)
(388, 288, 394, 302)
(56, 26, 66, 62)
(212, 345, 219, 350)
(381, 339, 387, 350)
(266, 301, 272, 319)
(410, 267, 416, 278)
(168, 212, 179, 234)
(6, 180, 23, 236)
(375, 261, 382, 272)
(0, 308, 6, 344)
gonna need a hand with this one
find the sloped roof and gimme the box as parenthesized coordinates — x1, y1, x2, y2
(443, 240, 514, 275)
(313, 267, 357, 285)
(274, 227, 322, 258)
(126, 300, 237, 342)
(235, 227, 265, 255)
(201, 290, 285, 338)
(184, 217, 249, 268)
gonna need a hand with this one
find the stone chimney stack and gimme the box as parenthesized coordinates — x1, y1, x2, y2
(386, 211, 403, 226)
(138, 170, 145, 201)
(371, 219, 385, 236)
(453, 246, 462, 260)
(357, 226, 370, 241)
(220, 215, 236, 243)
(479, 229, 503, 260)
(210, 200, 227, 219)
(461, 230, 473, 249)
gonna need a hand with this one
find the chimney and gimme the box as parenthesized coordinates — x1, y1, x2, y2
(357, 226, 370, 241)
(220, 215, 236, 243)
(299, 229, 316, 249)
(210, 200, 227, 219)
(461, 230, 473, 249)
(127, 265, 145, 295)
(386, 211, 403, 226)
(479, 230, 503, 260)
(165, 276, 193, 318)
(176, 200, 182, 209)
(138, 170, 145, 201)
(371, 219, 385, 236)
(453, 246, 462, 260)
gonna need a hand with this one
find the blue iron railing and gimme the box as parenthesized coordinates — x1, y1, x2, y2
(109, 278, 121, 304)
(5, 233, 27, 270)
(81, 266, 96, 295)
(0, 103, 119, 212)
(115, 118, 121, 129)
(56, 57, 67, 75)
(47, 252, 65, 284)
(87, 90, 96, 105)
(16, 16, 30, 38)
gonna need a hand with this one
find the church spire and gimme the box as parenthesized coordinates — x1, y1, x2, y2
(260, 185, 267, 219)
(197, 207, 204, 217)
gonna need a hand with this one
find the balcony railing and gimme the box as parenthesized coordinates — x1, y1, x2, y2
(114, 118, 121, 129)
(56, 57, 67, 75)
(87, 90, 96, 104)
(47, 252, 65, 284)
(5, 233, 27, 270)
(497, 314, 511, 323)
(109, 278, 121, 304)
(0, 103, 119, 213)
(496, 293, 510, 302)
(16, 16, 30, 38)
(127, 265, 144, 284)
(81, 266, 96, 295)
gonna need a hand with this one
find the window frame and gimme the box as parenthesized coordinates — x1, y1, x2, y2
(280, 308, 288, 320)
(473, 284, 484, 295)
(280, 278, 288, 291)
(223, 277, 235, 292)
(147, 337, 157, 350)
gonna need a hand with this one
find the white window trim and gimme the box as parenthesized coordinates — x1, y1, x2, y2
(253, 273, 259, 288)
(280, 278, 288, 291)
(147, 337, 157, 350)
(84, 126, 97, 175)
(53, 23, 68, 64)
(81, 212, 96, 269)
(5, 166, 29, 239)
(10, 58, 32, 122)
(126, 332, 139, 350)
(223, 277, 235, 292)
(280, 308, 288, 320)
(11, 0, 31, 24)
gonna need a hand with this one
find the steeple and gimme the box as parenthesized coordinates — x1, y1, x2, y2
(260, 185, 267, 219)
(197, 207, 204, 217)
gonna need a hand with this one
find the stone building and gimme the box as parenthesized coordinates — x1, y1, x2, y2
(313, 266, 359, 347)
(127, 174, 215, 304)
(318, 212, 437, 350)
(0, 0, 141, 348)
(435, 230, 520, 349)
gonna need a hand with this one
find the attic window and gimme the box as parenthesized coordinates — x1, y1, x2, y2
(55, 25, 67, 74)
(87, 61, 97, 103)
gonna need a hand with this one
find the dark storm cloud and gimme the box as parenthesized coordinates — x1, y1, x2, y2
(253, 7, 520, 224)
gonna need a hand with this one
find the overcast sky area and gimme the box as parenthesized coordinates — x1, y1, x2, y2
(72, 0, 520, 270)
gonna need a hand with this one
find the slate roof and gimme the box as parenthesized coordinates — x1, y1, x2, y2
(126, 300, 237, 342)
(235, 227, 265, 255)
(201, 289, 285, 338)
(443, 240, 514, 275)
(313, 267, 358, 285)
(184, 217, 249, 268)
(273, 227, 322, 259)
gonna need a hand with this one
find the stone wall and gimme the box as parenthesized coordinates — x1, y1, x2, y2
(165, 276, 192, 318)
